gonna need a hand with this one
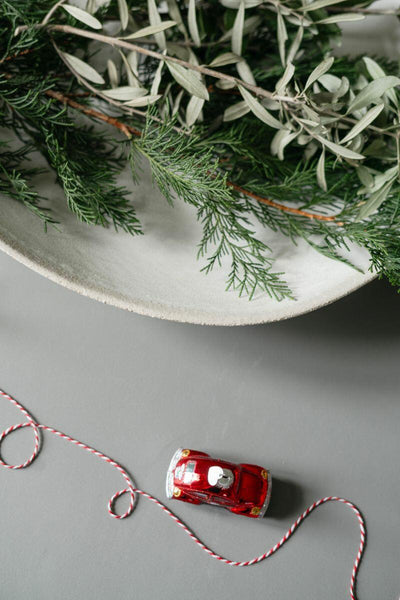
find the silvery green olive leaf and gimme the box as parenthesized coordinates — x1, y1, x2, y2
(297, 133, 311, 146)
(119, 51, 140, 87)
(316, 148, 327, 191)
(262, 98, 280, 111)
(278, 5, 291, 16)
(150, 54, 165, 95)
(172, 89, 184, 115)
(319, 115, 340, 126)
(236, 60, 256, 85)
(219, 15, 262, 42)
(356, 166, 374, 189)
(348, 76, 400, 113)
(107, 59, 119, 88)
(167, 42, 191, 61)
(121, 21, 177, 39)
(271, 129, 298, 160)
(341, 103, 385, 144)
(60, 52, 105, 84)
(209, 53, 242, 67)
(327, 102, 346, 112)
(301, 0, 348, 12)
(117, 0, 129, 30)
(167, 62, 209, 100)
(354, 74, 369, 92)
(277, 10, 287, 66)
(299, 118, 320, 127)
(316, 13, 365, 24)
(347, 133, 364, 154)
(286, 26, 303, 65)
(126, 51, 138, 77)
(304, 141, 319, 161)
(271, 129, 289, 156)
(315, 136, 365, 160)
(346, 89, 363, 120)
(242, 15, 262, 35)
(302, 105, 320, 122)
(363, 56, 386, 79)
(166, 0, 187, 36)
(103, 86, 147, 100)
(318, 73, 341, 93)
(239, 86, 283, 129)
(85, 0, 97, 15)
(148, 0, 166, 50)
(333, 76, 350, 100)
(357, 179, 395, 220)
(124, 94, 162, 107)
(285, 14, 313, 27)
(232, 2, 245, 56)
(223, 101, 250, 122)
(186, 95, 205, 127)
(62, 4, 102, 29)
(307, 124, 327, 138)
(363, 57, 398, 107)
(219, 0, 262, 8)
(312, 81, 321, 94)
(275, 62, 295, 93)
(216, 79, 236, 90)
(304, 56, 334, 92)
(188, 0, 201, 47)
(367, 166, 398, 194)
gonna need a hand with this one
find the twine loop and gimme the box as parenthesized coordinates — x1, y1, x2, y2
(108, 488, 136, 519)
(0, 399, 40, 470)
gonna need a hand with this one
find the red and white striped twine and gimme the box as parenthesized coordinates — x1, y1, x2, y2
(0, 389, 366, 598)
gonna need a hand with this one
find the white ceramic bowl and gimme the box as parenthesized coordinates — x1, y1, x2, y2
(2, 4, 397, 325)
(0, 155, 375, 325)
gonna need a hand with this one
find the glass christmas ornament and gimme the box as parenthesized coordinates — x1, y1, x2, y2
(166, 448, 272, 519)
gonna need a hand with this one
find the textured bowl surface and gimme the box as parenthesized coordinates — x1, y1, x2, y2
(0, 157, 375, 325)
(3, 7, 397, 325)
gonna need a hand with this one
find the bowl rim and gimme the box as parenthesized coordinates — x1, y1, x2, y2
(0, 232, 376, 326)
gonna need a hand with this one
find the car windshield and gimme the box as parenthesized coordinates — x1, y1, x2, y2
(182, 461, 197, 484)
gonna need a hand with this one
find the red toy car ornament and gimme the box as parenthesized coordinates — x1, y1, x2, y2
(166, 448, 272, 518)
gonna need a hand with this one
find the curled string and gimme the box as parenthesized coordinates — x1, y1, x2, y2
(0, 389, 365, 599)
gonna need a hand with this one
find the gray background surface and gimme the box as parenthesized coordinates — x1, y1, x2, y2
(1, 250, 399, 600)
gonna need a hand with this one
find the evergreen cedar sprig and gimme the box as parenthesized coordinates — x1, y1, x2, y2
(1, 0, 400, 300)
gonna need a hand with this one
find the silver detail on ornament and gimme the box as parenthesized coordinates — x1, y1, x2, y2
(258, 470, 272, 519)
(165, 447, 183, 499)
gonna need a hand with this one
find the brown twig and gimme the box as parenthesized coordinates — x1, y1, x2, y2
(18, 23, 294, 104)
(46, 89, 339, 223)
(226, 181, 338, 222)
(0, 48, 33, 64)
(45, 89, 140, 138)
(64, 91, 91, 98)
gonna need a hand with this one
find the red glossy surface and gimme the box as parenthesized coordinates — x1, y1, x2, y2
(166, 449, 271, 518)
